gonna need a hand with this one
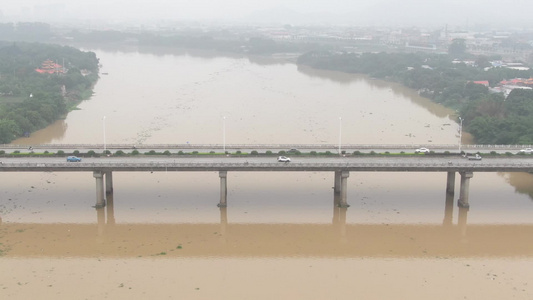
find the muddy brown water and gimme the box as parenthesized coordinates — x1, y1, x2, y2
(1, 49, 533, 299)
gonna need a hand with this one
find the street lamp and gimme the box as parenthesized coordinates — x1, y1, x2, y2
(458, 117, 463, 153)
(339, 116, 342, 155)
(223, 116, 226, 154)
(103, 116, 106, 154)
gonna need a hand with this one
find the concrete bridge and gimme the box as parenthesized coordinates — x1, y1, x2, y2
(2, 143, 533, 153)
(1, 155, 532, 210)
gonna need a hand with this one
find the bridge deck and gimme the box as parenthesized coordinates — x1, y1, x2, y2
(1, 156, 533, 172)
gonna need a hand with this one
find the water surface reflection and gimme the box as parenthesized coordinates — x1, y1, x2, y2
(2, 193, 533, 258)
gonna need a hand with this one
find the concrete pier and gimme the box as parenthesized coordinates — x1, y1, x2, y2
(334, 171, 341, 193)
(93, 171, 105, 208)
(458, 171, 473, 208)
(446, 171, 455, 194)
(105, 171, 113, 194)
(218, 171, 228, 207)
(339, 171, 350, 207)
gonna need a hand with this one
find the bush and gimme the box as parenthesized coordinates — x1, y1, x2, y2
(369, 151, 376, 155)
(73, 150, 80, 155)
(44, 150, 49, 154)
(288, 149, 302, 155)
(87, 150, 96, 157)
(490, 151, 497, 155)
(353, 151, 361, 155)
(13, 150, 20, 154)
(251, 150, 258, 155)
(192, 151, 199, 155)
(278, 150, 286, 155)
(209, 151, 215, 154)
(147, 150, 157, 155)
(0, 150, 5, 155)
(132, 150, 140, 155)
(178, 151, 184, 155)
(310, 151, 317, 156)
(325, 151, 332, 155)
(266, 150, 273, 155)
(163, 150, 171, 155)
(236, 150, 242, 154)
(115, 150, 125, 156)
(57, 150, 64, 156)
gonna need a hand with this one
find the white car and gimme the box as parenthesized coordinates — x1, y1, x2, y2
(415, 147, 430, 154)
(467, 154, 482, 160)
(277, 156, 291, 162)
(519, 148, 533, 154)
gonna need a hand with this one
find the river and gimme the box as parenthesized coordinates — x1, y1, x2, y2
(1, 48, 533, 299)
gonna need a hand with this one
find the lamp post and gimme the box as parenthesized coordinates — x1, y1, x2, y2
(103, 116, 106, 154)
(339, 116, 342, 155)
(458, 117, 463, 153)
(223, 116, 226, 154)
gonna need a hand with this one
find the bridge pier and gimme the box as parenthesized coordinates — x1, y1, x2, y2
(458, 171, 473, 209)
(338, 171, 350, 208)
(218, 171, 228, 207)
(93, 171, 105, 208)
(334, 171, 341, 193)
(446, 171, 455, 194)
(105, 171, 113, 194)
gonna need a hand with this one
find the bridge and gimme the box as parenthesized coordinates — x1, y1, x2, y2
(2, 143, 533, 154)
(1, 154, 533, 210)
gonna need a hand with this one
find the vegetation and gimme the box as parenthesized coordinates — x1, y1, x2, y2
(298, 50, 533, 144)
(1, 23, 532, 145)
(0, 42, 99, 143)
(0, 148, 529, 157)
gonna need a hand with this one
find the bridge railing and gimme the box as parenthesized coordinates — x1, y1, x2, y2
(1, 143, 533, 150)
(2, 161, 533, 170)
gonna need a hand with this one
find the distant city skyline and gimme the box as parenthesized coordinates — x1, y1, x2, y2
(1, 0, 533, 28)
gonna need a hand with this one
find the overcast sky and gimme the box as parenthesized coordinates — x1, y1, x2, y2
(2, 0, 533, 28)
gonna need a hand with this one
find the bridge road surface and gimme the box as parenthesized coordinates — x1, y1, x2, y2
(1, 155, 533, 172)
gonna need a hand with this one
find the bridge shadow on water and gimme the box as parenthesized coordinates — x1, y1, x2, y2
(1, 189, 533, 259)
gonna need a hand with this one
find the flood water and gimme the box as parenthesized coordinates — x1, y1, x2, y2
(2, 48, 533, 299)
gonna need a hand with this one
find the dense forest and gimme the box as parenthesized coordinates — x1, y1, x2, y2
(298, 50, 533, 144)
(0, 42, 99, 143)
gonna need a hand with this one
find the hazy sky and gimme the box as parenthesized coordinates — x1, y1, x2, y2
(2, 0, 533, 28)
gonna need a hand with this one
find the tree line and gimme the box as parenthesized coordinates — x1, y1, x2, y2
(0, 42, 99, 143)
(298, 50, 533, 144)
(2, 25, 533, 145)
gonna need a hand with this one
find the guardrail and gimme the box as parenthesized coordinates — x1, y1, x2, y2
(1, 143, 532, 150)
(2, 161, 533, 172)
